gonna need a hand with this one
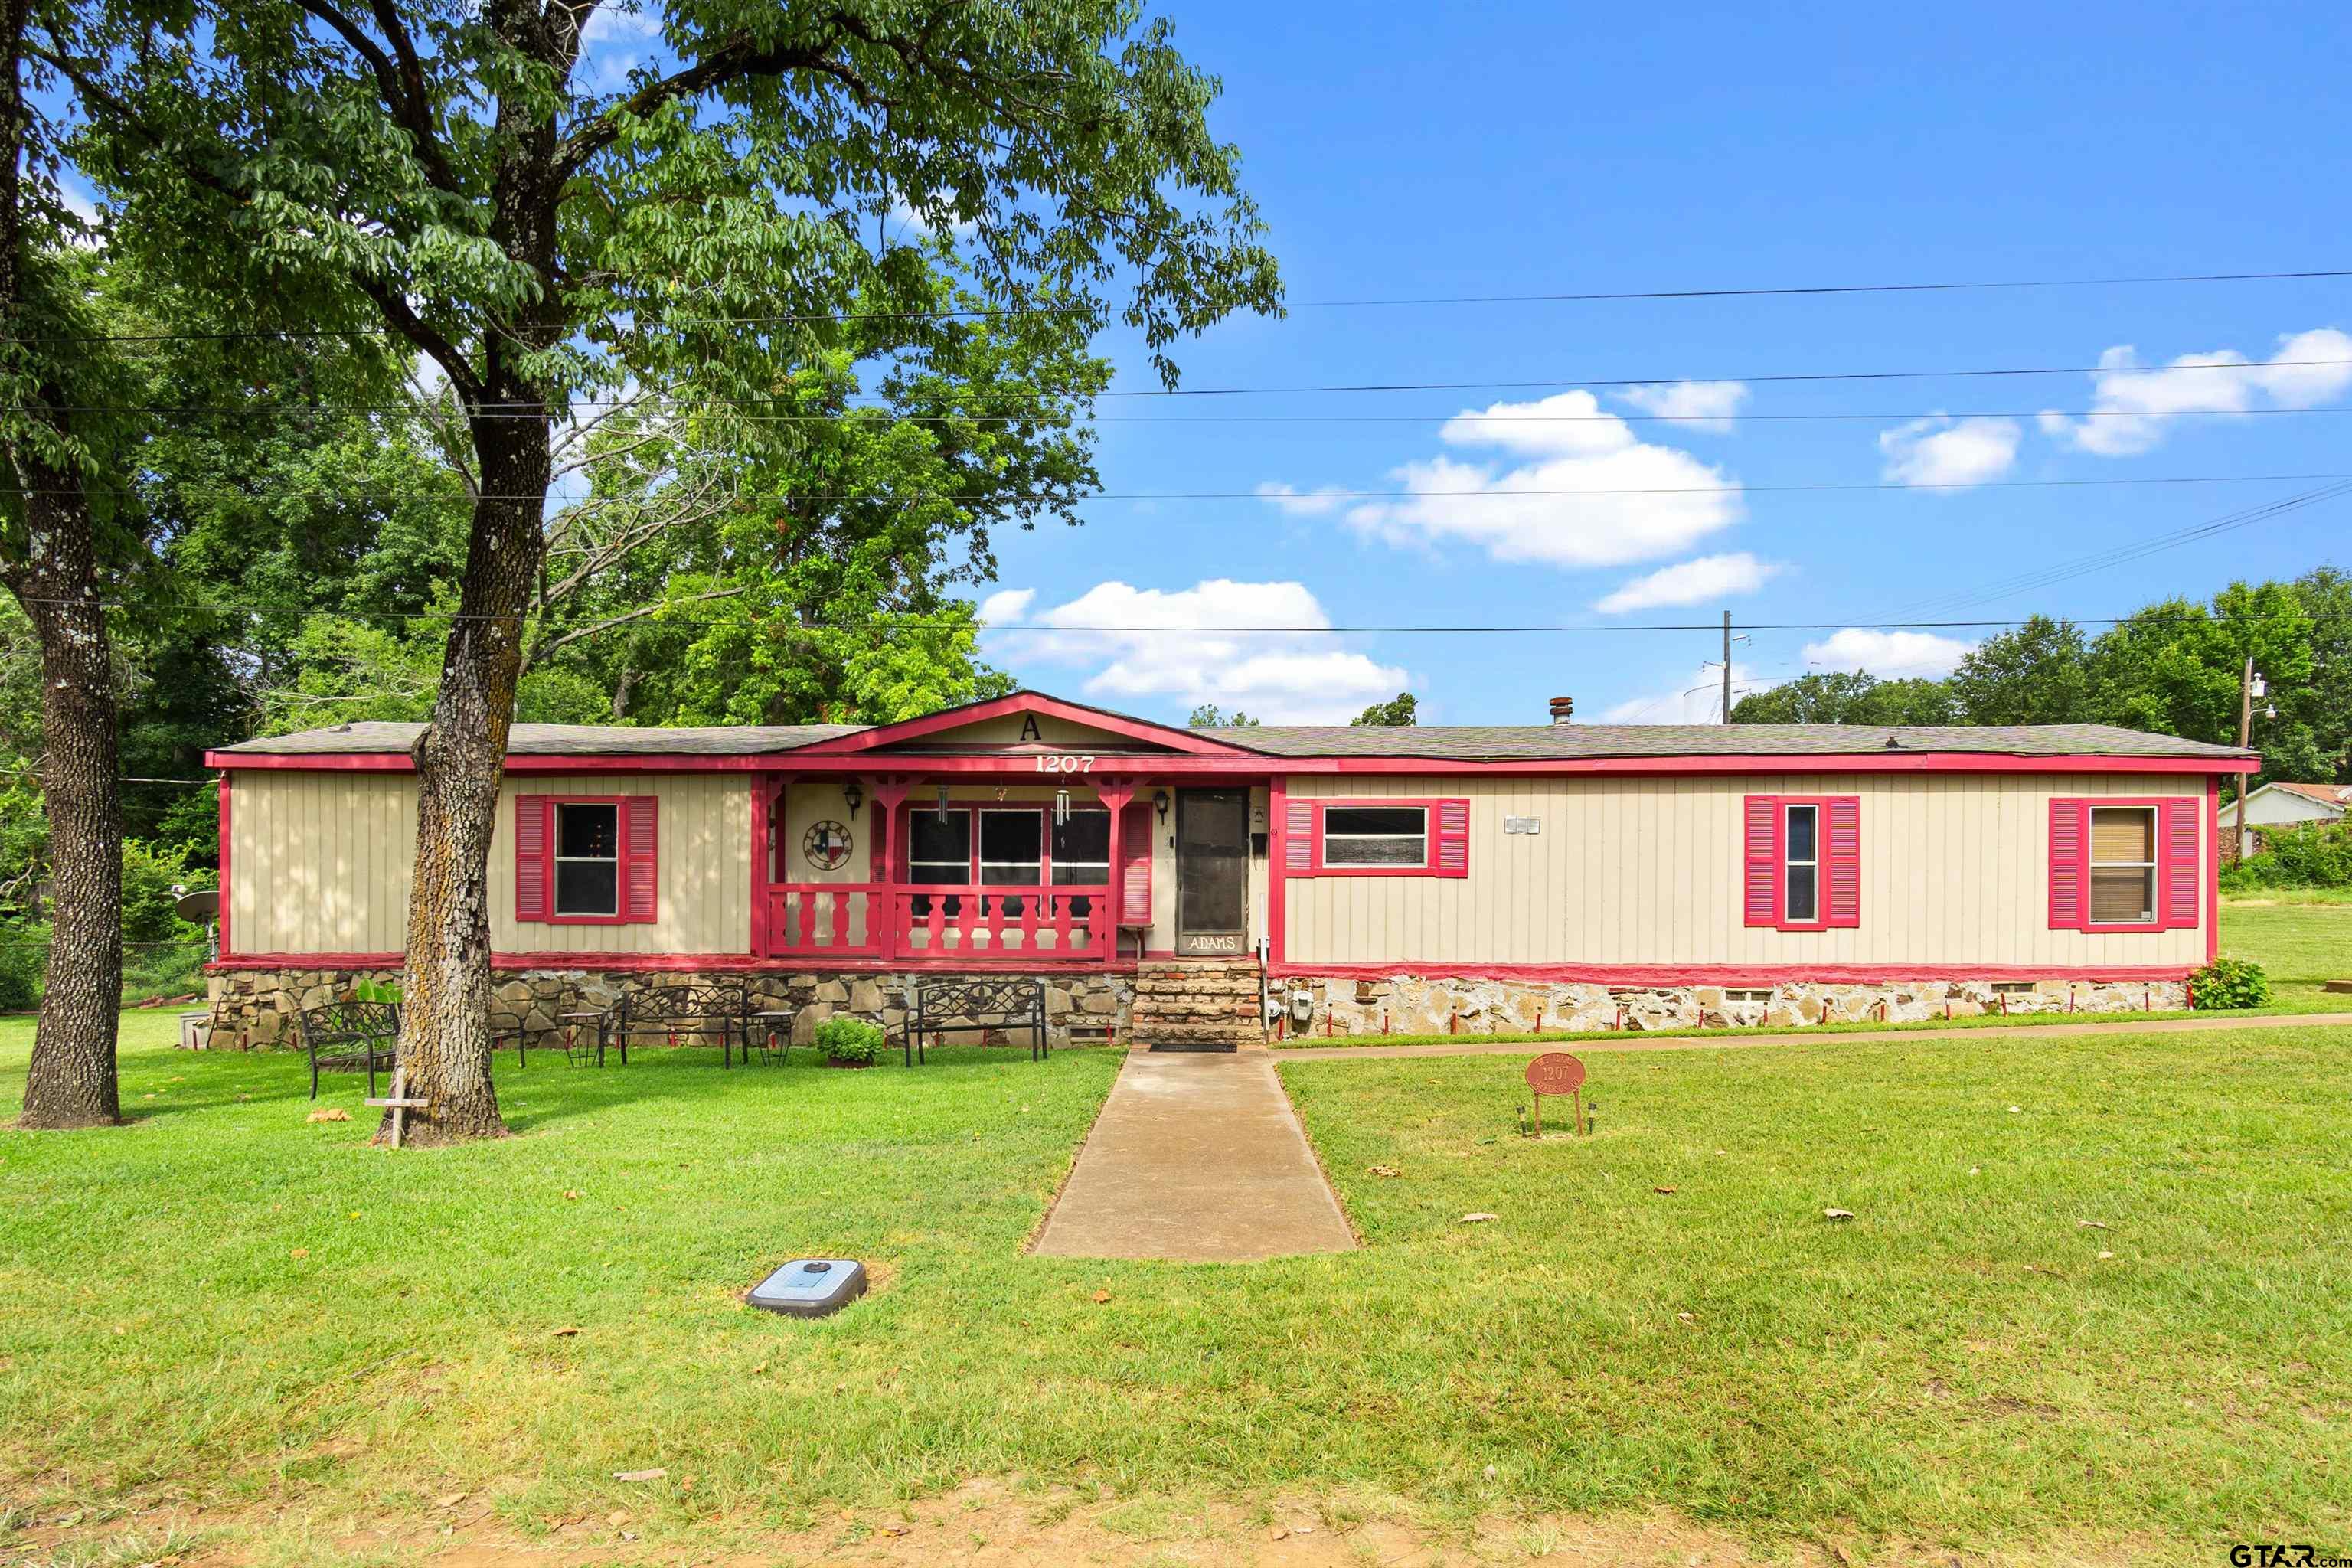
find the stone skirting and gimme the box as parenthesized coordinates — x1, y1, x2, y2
(198, 966, 1134, 1050)
(1270, 973, 2192, 1037)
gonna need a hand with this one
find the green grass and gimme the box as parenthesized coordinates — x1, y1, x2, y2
(1277, 900, 2352, 1049)
(5, 1013, 2352, 1561)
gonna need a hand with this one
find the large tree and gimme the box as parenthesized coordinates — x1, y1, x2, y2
(1730, 670, 1955, 726)
(74, 0, 1279, 1143)
(0, 1, 131, 1127)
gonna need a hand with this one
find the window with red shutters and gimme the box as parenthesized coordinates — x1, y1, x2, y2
(2047, 797, 2200, 933)
(1744, 794, 1860, 930)
(1281, 797, 1469, 878)
(514, 793, 658, 924)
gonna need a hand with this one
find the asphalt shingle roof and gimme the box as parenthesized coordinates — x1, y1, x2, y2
(223, 717, 2249, 763)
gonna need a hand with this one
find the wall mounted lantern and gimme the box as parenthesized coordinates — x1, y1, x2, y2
(841, 779, 864, 820)
(1152, 789, 1171, 822)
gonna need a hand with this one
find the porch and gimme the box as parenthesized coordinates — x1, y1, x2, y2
(753, 776, 1159, 969)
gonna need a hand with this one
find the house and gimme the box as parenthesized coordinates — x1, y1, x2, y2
(2219, 780, 2350, 854)
(201, 690, 2256, 1046)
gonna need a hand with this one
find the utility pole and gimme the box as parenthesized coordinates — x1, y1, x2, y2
(1721, 610, 1733, 724)
(2233, 655, 2254, 863)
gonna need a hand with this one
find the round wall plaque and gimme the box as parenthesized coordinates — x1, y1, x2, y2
(1524, 1051, 1586, 1095)
(802, 819, 854, 871)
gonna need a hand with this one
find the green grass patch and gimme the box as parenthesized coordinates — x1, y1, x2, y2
(5, 1013, 2351, 1559)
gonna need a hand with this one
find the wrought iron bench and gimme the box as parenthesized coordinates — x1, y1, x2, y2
(898, 978, 1047, 1066)
(585, 981, 751, 1067)
(292, 998, 400, 1100)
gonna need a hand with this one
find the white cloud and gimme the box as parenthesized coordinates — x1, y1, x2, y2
(1600, 662, 1763, 724)
(1254, 482, 1351, 516)
(981, 579, 1408, 724)
(1324, 390, 1743, 570)
(1613, 380, 1749, 432)
(1593, 552, 1781, 613)
(2037, 328, 2352, 457)
(1800, 628, 1978, 678)
(1877, 413, 2022, 488)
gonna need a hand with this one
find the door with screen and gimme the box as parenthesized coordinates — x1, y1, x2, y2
(1175, 789, 1250, 956)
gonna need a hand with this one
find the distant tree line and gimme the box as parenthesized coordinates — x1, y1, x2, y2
(1731, 570, 2351, 787)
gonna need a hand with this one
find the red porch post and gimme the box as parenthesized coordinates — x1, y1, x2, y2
(1096, 780, 1135, 967)
(749, 773, 775, 957)
(870, 777, 911, 964)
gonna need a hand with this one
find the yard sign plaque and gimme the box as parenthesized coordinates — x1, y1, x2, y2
(1524, 1051, 1586, 1137)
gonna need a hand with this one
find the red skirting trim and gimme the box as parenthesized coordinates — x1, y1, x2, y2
(1264, 960, 2197, 985)
(211, 950, 1138, 975)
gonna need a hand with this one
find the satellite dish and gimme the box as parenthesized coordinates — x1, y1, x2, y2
(175, 888, 219, 923)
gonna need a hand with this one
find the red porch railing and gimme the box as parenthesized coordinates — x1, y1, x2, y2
(766, 883, 1112, 962)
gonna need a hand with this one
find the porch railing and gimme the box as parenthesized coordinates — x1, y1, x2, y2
(766, 882, 1112, 961)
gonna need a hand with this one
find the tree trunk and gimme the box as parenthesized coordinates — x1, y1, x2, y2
(7, 469, 124, 1130)
(2, 0, 123, 1129)
(387, 420, 549, 1147)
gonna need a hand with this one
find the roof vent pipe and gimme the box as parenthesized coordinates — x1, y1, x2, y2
(1547, 696, 1575, 725)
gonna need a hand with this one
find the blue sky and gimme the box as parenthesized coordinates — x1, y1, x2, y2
(965, 2, 2352, 724)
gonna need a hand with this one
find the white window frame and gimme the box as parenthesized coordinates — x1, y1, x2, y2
(978, 807, 1044, 887)
(1050, 805, 1112, 887)
(1320, 805, 1430, 869)
(553, 801, 620, 917)
(908, 806, 972, 886)
(2087, 805, 2158, 926)
(1782, 802, 1821, 924)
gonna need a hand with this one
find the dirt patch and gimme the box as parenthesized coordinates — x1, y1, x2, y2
(6, 1478, 2183, 1567)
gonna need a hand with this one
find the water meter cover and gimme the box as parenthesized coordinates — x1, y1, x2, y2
(748, 1258, 867, 1318)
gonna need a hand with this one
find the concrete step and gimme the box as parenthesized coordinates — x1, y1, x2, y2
(1132, 1019, 1264, 1049)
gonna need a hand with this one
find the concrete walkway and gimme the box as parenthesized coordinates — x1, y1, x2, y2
(1032, 1052, 1357, 1262)
(1274, 1010, 2352, 1063)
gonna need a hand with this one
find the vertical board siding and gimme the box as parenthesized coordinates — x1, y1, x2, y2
(1285, 772, 2207, 969)
(230, 772, 753, 957)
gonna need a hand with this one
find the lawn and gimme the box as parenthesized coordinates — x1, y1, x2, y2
(5, 1012, 2350, 1563)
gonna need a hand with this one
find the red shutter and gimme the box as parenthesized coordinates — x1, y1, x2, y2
(2159, 795, 2200, 929)
(1433, 799, 1471, 877)
(514, 795, 548, 921)
(2048, 799, 2086, 931)
(1824, 795, 1860, 928)
(622, 795, 658, 923)
(1119, 807, 1153, 926)
(1284, 798, 1318, 875)
(1743, 795, 1781, 926)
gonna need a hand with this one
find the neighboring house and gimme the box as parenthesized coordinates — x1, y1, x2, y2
(203, 690, 2256, 1045)
(2221, 781, 2350, 837)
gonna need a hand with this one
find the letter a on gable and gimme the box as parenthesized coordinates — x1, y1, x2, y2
(1018, 714, 1042, 743)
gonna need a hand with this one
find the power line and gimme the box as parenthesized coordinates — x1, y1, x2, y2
(41, 354, 2352, 417)
(1893, 480, 2352, 619)
(8, 469, 2352, 505)
(8, 264, 2349, 347)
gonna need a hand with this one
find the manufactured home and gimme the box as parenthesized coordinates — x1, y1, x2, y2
(203, 690, 2256, 1046)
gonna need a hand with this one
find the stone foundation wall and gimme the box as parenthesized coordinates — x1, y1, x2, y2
(198, 967, 1133, 1050)
(1272, 973, 2192, 1037)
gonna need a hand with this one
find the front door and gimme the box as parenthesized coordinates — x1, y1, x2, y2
(1175, 789, 1250, 956)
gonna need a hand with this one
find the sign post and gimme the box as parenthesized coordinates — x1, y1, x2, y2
(1524, 1051, 1587, 1137)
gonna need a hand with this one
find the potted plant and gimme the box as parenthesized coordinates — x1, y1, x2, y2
(813, 1015, 885, 1069)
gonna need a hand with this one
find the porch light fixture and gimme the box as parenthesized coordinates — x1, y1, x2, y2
(841, 779, 863, 820)
(1153, 789, 1170, 822)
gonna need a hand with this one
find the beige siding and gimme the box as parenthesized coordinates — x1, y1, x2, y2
(1284, 773, 2209, 969)
(230, 771, 752, 958)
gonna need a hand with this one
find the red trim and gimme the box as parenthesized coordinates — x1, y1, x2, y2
(211, 950, 1135, 975)
(207, 748, 2262, 777)
(785, 690, 1256, 758)
(1264, 960, 2200, 984)
(2206, 775, 2221, 965)
(749, 777, 772, 957)
(1268, 778, 1289, 968)
(217, 773, 233, 960)
(1283, 797, 1469, 878)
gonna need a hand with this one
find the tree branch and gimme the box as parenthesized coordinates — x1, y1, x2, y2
(529, 584, 743, 665)
(554, 29, 871, 180)
(351, 275, 485, 406)
(293, 0, 462, 194)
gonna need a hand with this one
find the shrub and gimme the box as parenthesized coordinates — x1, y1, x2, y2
(2221, 821, 2352, 891)
(2190, 957, 2272, 1010)
(812, 1014, 885, 1065)
(0, 921, 44, 1011)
